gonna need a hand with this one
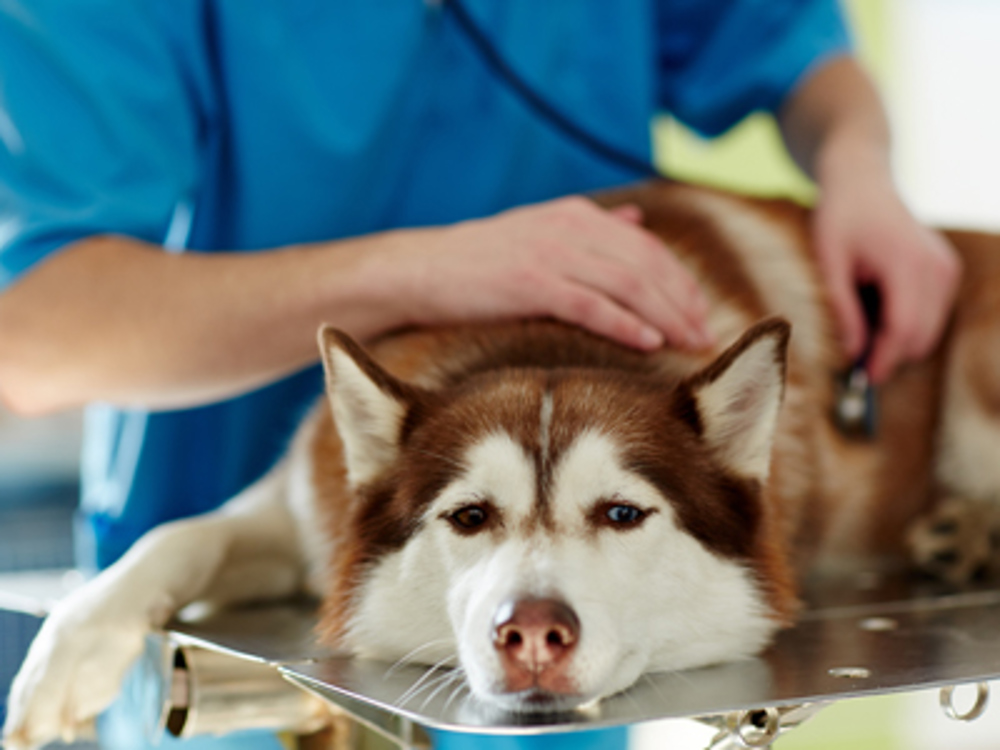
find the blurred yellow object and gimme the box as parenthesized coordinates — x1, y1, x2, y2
(653, 0, 887, 204)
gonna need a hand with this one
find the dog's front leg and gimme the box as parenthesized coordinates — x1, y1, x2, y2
(2, 461, 304, 750)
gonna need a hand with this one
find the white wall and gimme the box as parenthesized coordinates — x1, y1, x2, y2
(891, 0, 1000, 230)
(0, 408, 81, 493)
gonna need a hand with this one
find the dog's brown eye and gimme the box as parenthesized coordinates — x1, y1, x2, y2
(606, 504, 645, 526)
(449, 505, 489, 530)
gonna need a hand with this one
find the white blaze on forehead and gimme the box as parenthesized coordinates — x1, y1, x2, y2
(428, 432, 537, 518)
(549, 429, 671, 523)
(539, 391, 554, 471)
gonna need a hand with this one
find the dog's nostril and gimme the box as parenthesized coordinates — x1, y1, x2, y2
(492, 597, 580, 665)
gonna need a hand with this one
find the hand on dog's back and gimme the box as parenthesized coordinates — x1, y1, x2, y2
(371, 195, 715, 353)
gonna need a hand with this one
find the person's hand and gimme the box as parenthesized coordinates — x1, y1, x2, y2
(813, 150, 962, 383)
(371, 196, 715, 351)
(777, 55, 961, 383)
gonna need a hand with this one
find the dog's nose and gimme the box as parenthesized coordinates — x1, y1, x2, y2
(492, 597, 580, 693)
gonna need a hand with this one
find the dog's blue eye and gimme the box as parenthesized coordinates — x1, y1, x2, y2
(450, 505, 489, 531)
(606, 504, 644, 525)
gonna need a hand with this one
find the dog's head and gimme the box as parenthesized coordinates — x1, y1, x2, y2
(317, 319, 796, 712)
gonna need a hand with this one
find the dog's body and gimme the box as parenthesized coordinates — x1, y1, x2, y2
(6, 182, 1000, 747)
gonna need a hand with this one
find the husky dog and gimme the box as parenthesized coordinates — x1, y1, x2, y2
(5, 181, 1000, 747)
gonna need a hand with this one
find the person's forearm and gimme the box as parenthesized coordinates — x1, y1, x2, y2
(0, 233, 406, 414)
(778, 55, 893, 186)
(0, 196, 717, 415)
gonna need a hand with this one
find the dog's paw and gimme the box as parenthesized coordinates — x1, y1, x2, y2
(2, 603, 147, 749)
(906, 496, 1000, 585)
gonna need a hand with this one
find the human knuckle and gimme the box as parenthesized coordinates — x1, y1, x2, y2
(537, 210, 573, 234)
(671, 274, 699, 304)
(511, 265, 547, 292)
(533, 239, 576, 268)
(618, 242, 656, 273)
(621, 273, 645, 298)
(564, 291, 602, 321)
(603, 264, 643, 296)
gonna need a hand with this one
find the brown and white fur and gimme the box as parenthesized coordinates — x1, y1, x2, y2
(6, 181, 1000, 747)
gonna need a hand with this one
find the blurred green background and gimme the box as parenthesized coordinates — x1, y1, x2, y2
(653, 0, 885, 204)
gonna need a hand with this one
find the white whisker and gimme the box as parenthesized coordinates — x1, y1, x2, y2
(621, 687, 641, 713)
(419, 668, 466, 710)
(642, 673, 672, 707)
(662, 668, 696, 689)
(441, 669, 469, 712)
(395, 654, 459, 708)
(384, 639, 453, 678)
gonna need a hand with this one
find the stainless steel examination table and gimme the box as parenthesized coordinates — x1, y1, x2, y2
(3, 565, 1000, 749)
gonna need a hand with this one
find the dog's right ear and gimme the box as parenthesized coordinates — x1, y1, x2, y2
(318, 326, 421, 487)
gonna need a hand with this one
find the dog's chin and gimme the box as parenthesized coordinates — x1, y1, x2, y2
(465, 655, 646, 717)
(478, 688, 596, 716)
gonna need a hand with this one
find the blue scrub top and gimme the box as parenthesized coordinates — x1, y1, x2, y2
(0, 2, 848, 748)
(0, 0, 849, 570)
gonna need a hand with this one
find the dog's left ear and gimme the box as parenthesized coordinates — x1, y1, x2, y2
(318, 326, 423, 487)
(675, 318, 790, 482)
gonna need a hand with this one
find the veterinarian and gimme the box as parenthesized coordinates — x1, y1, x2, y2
(0, 1, 960, 749)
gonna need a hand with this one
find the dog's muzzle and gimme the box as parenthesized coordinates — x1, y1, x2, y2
(491, 597, 580, 696)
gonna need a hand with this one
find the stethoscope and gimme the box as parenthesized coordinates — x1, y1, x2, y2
(439, 0, 880, 439)
(437, 0, 664, 180)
